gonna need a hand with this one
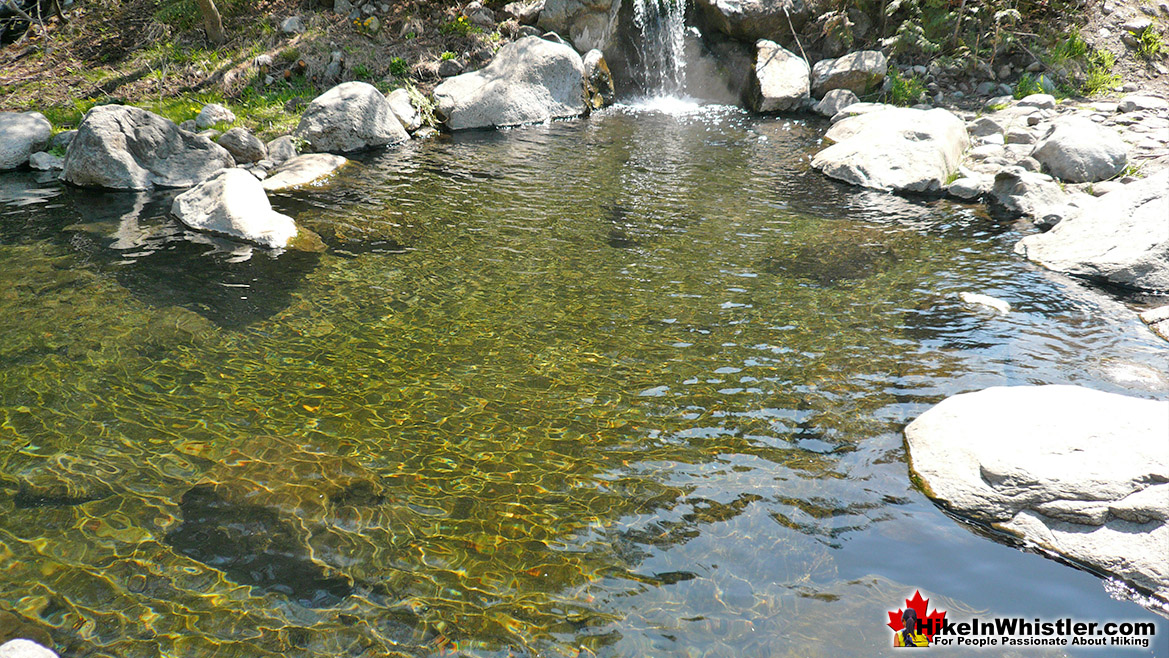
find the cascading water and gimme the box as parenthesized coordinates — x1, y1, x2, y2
(629, 0, 688, 97)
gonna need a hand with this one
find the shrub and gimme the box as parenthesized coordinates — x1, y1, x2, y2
(1081, 49, 1120, 96)
(883, 69, 925, 106)
(1137, 28, 1164, 60)
(389, 56, 409, 78)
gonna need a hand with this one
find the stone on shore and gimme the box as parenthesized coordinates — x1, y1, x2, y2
(906, 385, 1169, 604)
(1118, 94, 1168, 113)
(195, 103, 236, 129)
(0, 639, 58, 658)
(294, 81, 409, 153)
(1031, 117, 1127, 183)
(810, 51, 887, 98)
(386, 88, 423, 132)
(988, 166, 1068, 220)
(262, 154, 349, 191)
(536, 0, 619, 52)
(811, 106, 969, 194)
(266, 136, 299, 164)
(1014, 170, 1169, 292)
(172, 168, 300, 249)
(434, 36, 586, 130)
(217, 127, 267, 164)
(751, 40, 809, 113)
(0, 111, 52, 170)
(813, 88, 859, 117)
(62, 105, 236, 190)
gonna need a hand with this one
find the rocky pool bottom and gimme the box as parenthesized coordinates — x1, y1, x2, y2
(0, 105, 1166, 657)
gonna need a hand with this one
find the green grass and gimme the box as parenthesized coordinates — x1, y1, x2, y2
(440, 51, 457, 61)
(882, 69, 925, 106)
(1049, 32, 1089, 64)
(153, 0, 251, 31)
(1081, 49, 1120, 96)
(389, 56, 409, 79)
(1137, 28, 1164, 59)
(439, 15, 482, 36)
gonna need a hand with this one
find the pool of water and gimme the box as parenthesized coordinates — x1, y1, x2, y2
(0, 105, 1166, 657)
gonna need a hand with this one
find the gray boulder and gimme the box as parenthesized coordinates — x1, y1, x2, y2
(0, 111, 52, 170)
(503, 0, 543, 24)
(218, 127, 267, 164)
(811, 50, 886, 98)
(1031, 117, 1128, 183)
(386, 88, 423, 132)
(751, 40, 809, 112)
(280, 15, 305, 34)
(583, 48, 615, 109)
(62, 105, 236, 190)
(172, 168, 299, 249)
(0, 639, 57, 658)
(906, 385, 1169, 604)
(813, 88, 858, 117)
(989, 166, 1068, 220)
(1017, 93, 1056, 110)
(434, 36, 586, 130)
(694, 0, 809, 42)
(49, 129, 76, 151)
(294, 81, 409, 153)
(811, 106, 969, 193)
(195, 103, 236, 129)
(1014, 170, 1169, 292)
(28, 151, 64, 171)
(946, 175, 991, 201)
(262, 154, 349, 191)
(266, 136, 299, 164)
(536, 0, 620, 52)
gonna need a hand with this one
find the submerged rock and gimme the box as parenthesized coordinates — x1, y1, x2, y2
(1031, 117, 1127, 183)
(294, 81, 409, 153)
(434, 36, 586, 130)
(0, 111, 52, 171)
(811, 106, 969, 194)
(262, 154, 349, 191)
(171, 168, 300, 249)
(1014, 170, 1169, 292)
(906, 385, 1169, 604)
(1140, 305, 1169, 342)
(751, 39, 809, 113)
(811, 50, 887, 98)
(62, 105, 236, 190)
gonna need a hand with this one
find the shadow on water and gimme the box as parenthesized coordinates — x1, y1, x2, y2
(0, 175, 320, 329)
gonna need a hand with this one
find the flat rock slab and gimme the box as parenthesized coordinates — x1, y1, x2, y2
(906, 385, 1169, 603)
(262, 154, 349, 191)
(1015, 170, 1169, 292)
(812, 105, 969, 194)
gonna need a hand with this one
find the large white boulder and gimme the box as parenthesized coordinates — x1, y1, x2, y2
(906, 385, 1169, 603)
(172, 168, 299, 249)
(0, 111, 52, 170)
(62, 105, 235, 190)
(811, 50, 887, 98)
(811, 106, 969, 193)
(293, 81, 409, 153)
(434, 36, 586, 131)
(1031, 116, 1128, 183)
(1014, 170, 1169, 292)
(751, 39, 809, 113)
(0, 639, 57, 658)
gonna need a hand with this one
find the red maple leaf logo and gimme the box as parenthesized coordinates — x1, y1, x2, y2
(887, 590, 947, 641)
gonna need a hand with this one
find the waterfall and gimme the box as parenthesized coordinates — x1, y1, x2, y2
(630, 0, 687, 97)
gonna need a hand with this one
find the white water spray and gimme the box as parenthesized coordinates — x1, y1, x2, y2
(631, 0, 688, 97)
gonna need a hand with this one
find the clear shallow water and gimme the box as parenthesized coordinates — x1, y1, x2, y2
(0, 107, 1166, 657)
